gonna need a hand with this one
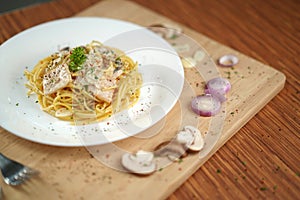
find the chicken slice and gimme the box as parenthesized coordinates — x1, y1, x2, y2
(43, 64, 72, 95)
(88, 85, 114, 103)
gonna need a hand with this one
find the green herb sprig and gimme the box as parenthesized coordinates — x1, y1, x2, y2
(69, 47, 87, 72)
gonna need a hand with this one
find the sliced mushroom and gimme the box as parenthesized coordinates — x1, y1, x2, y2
(183, 125, 201, 136)
(154, 140, 187, 161)
(121, 150, 156, 175)
(59, 46, 70, 52)
(176, 131, 194, 146)
(188, 132, 204, 152)
(165, 27, 181, 39)
(183, 125, 204, 152)
(149, 23, 183, 39)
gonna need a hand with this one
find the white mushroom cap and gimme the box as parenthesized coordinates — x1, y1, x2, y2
(149, 23, 183, 39)
(183, 125, 204, 152)
(154, 141, 187, 162)
(121, 150, 156, 175)
(130, 150, 154, 163)
(176, 131, 194, 146)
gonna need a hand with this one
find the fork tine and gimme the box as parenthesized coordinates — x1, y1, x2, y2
(4, 176, 24, 186)
(0, 153, 39, 186)
(5, 168, 38, 186)
(17, 171, 29, 179)
(11, 171, 31, 185)
(23, 167, 39, 175)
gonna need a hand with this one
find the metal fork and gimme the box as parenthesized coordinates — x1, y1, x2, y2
(0, 186, 2, 200)
(0, 153, 38, 186)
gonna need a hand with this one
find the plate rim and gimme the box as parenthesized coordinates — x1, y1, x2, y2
(0, 17, 185, 147)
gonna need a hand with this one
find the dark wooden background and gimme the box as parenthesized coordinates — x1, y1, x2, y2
(0, 0, 299, 199)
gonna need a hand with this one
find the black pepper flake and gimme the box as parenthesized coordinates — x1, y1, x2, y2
(225, 71, 231, 79)
(16, 103, 19, 106)
(216, 169, 221, 174)
(260, 187, 268, 191)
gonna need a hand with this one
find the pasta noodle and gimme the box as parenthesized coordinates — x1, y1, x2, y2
(24, 41, 142, 124)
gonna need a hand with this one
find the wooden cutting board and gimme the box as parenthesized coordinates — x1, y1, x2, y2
(0, 0, 285, 199)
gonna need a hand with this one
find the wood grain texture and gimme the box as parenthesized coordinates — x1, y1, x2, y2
(0, 0, 299, 199)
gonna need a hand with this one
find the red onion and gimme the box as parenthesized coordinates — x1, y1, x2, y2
(218, 54, 239, 67)
(191, 94, 221, 117)
(205, 77, 231, 102)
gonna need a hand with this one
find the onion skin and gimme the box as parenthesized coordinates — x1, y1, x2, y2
(191, 94, 221, 117)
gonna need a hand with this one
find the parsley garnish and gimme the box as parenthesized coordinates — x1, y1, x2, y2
(114, 57, 122, 65)
(69, 47, 87, 72)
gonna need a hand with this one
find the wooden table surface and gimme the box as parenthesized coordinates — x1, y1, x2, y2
(0, 0, 299, 199)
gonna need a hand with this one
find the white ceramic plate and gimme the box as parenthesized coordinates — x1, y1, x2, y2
(0, 17, 184, 146)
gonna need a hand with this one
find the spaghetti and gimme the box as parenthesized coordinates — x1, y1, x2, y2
(24, 41, 142, 124)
